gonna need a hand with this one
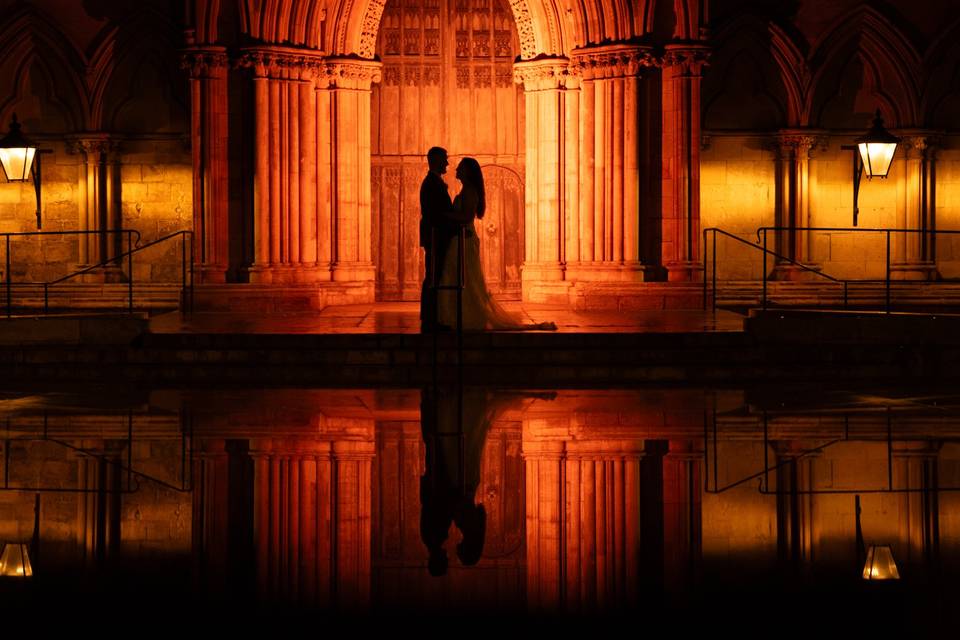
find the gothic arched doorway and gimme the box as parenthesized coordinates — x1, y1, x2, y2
(370, 0, 525, 301)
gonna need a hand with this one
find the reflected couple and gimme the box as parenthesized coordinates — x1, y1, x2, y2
(419, 384, 554, 576)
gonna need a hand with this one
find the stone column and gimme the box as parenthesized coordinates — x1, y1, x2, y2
(661, 45, 709, 282)
(568, 44, 655, 284)
(513, 58, 575, 303)
(771, 132, 824, 279)
(892, 134, 940, 281)
(238, 48, 334, 286)
(893, 443, 940, 579)
(182, 47, 230, 283)
(67, 136, 124, 281)
(316, 59, 382, 296)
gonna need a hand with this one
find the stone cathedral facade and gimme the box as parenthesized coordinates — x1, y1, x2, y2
(1, 1, 960, 310)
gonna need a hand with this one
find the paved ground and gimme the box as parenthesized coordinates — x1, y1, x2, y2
(149, 301, 746, 334)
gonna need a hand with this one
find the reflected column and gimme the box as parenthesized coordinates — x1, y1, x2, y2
(773, 442, 819, 575)
(523, 418, 645, 613)
(893, 442, 940, 579)
(662, 440, 702, 592)
(249, 436, 373, 609)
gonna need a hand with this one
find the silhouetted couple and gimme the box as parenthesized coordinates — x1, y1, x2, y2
(419, 147, 557, 332)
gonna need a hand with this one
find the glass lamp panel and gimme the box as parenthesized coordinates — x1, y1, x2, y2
(858, 142, 896, 178)
(0, 146, 35, 181)
(862, 545, 900, 580)
(0, 543, 33, 577)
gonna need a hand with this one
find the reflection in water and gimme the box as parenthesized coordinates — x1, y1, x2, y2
(0, 388, 958, 627)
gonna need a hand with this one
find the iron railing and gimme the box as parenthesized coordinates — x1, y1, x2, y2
(2, 228, 193, 317)
(703, 226, 960, 313)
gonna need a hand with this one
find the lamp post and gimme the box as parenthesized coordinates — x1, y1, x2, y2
(0, 114, 44, 229)
(842, 109, 900, 227)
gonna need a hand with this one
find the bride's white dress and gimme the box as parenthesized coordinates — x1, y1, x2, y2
(438, 187, 556, 331)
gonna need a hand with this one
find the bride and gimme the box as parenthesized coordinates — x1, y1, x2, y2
(438, 158, 557, 331)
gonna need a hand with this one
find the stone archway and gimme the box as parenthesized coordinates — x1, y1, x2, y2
(369, 0, 526, 301)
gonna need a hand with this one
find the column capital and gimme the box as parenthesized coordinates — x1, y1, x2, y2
(899, 131, 945, 159)
(512, 56, 575, 91)
(772, 130, 829, 158)
(661, 43, 711, 75)
(235, 46, 327, 81)
(65, 134, 116, 157)
(571, 43, 656, 80)
(180, 46, 229, 78)
(316, 57, 383, 90)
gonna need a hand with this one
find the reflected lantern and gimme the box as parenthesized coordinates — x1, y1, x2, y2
(0, 543, 33, 578)
(862, 544, 900, 581)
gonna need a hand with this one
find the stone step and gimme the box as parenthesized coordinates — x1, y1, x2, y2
(0, 284, 183, 312)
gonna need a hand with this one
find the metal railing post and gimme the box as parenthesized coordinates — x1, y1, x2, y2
(180, 232, 187, 313)
(127, 231, 134, 313)
(189, 232, 195, 313)
(5, 236, 10, 318)
(712, 230, 717, 312)
(885, 230, 891, 314)
(762, 228, 768, 311)
(702, 228, 708, 310)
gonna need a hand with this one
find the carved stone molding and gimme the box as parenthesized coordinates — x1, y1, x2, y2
(513, 57, 574, 91)
(571, 44, 657, 80)
(773, 131, 829, 159)
(180, 47, 229, 79)
(65, 135, 117, 157)
(235, 47, 327, 81)
(316, 58, 383, 90)
(357, 0, 389, 59)
(661, 44, 711, 76)
(355, 0, 537, 63)
(508, 0, 539, 60)
(900, 131, 945, 159)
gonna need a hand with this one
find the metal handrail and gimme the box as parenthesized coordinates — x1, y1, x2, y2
(702, 227, 848, 311)
(704, 225, 960, 313)
(2, 228, 193, 317)
(758, 226, 960, 313)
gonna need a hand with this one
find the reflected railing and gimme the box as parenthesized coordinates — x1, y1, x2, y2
(704, 403, 960, 495)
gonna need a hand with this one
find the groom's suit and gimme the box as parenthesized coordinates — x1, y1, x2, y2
(420, 171, 458, 330)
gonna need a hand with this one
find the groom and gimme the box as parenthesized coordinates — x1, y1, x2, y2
(419, 146, 460, 333)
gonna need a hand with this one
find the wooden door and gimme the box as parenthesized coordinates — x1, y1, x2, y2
(371, 0, 525, 301)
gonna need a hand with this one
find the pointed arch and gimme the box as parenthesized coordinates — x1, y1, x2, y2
(89, 8, 186, 131)
(705, 15, 805, 128)
(922, 16, 960, 128)
(0, 6, 88, 131)
(329, 0, 565, 60)
(807, 5, 920, 127)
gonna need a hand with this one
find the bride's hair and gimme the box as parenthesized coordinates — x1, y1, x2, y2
(460, 157, 486, 219)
